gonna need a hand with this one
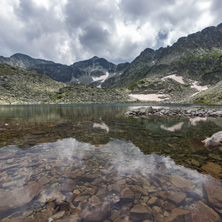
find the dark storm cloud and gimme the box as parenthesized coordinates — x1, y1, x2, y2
(0, 0, 221, 64)
(79, 24, 111, 52)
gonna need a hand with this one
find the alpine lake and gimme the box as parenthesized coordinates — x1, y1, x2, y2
(0, 104, 222, 222)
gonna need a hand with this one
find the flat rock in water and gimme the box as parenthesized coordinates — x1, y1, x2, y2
(76, 172, 98, 182)
(171, 175, 193, 190)
(204, 180, 222, 208)
(51, 211, 65, 220)
(0, 182, 43, 211)
(201, 162, 222, 179)
(166, 208, 190, 222)
(191, 201, 221, 222)
(80, 202, 111, 222)
(121, 187, 134, 200)
(167, 191, 186, 205)
(130, 204, 152, 220)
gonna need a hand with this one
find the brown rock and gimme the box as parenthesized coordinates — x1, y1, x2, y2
(201, 162, 222, 179)
(80, 202, 111, 222)
(1, 164, 20, 171)
(56, 215, 80, 222)
(171, 175, 193, 190)
(130, 204, 153, 221)
(167, 192, 186, 205)
(130, 204, 151, 214)
(73, 189, 80, 195)
(51, 211, 65, 220)
(204, 179, 222, 208)
(191, 159, 200, 167)
(38, 177, 50, 186)
(166, 208, 189, 222)
(108, 184, 124, 192)
(152, 206, 162, 214)
(76, 173, 98, 182)
(131, 185, 148, 196)
(121, 188, 134, 200)
(0, 182, 43, 211)
(2, 180, 17, 187)
(61, 179, 76, 192)
(147, 197, 158, 205)
(0, 153, 14, 160)
(191, 201, 221, 222)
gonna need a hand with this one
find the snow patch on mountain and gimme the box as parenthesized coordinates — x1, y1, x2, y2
(162, 74, 185, 84)
(92, 72, 109, 83)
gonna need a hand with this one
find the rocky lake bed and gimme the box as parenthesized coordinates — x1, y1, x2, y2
(0, 104, 222, 222)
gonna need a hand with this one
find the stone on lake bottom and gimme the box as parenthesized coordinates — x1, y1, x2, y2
(191, 201, 221, 222)
(130, 204, 153, 221)
(171, 174, 193, 190)
(80, 202, 111, 222)
(0, 182, 43, 211)
(166, 208, 189, 222)
(121, 187, 134, 201)
(204, 179, 222, 208)
(201, 162, 222, 179)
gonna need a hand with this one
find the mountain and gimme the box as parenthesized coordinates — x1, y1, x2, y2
(71, 56, 129, 86)
(0, 63, 129, 104)
(1, 23, 222, 104)
(103, 23, 222, 88)
(0, 54, 129, 86)
(0, 53, 54, 68)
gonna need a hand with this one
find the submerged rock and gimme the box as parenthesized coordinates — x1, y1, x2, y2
(0, 182, 43, 211)
(204, 180, 222, 208)
(191, 201, 221, 222)
(80, 202, 111, 221)
(201, 162, 222, 179)
(166, 208, 190, 222)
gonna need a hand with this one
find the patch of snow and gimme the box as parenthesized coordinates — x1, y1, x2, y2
(160, 122, 184, 132)
(129, 94, 170, 101)
(162, 74, 185, 84)
(92, 72, 109, 83)
(93, 122, 109, 133)
(190, 80, 208, 97)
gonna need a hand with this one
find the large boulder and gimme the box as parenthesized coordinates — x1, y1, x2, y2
(202, 131, 222, 150)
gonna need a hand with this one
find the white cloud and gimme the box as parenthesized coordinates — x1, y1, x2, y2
(0, 0, 221, 64)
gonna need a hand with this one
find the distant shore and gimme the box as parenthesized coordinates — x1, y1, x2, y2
(125, 107, 222, 118)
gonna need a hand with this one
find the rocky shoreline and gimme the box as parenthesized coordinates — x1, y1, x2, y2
(125, 107, 222, 118)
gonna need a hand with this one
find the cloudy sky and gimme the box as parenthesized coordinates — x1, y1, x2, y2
(0, 0, 221, 64)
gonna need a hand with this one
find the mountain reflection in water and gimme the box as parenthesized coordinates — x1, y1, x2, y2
(0, 104, 222, 221)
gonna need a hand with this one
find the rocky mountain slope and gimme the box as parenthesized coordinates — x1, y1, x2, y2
(1, 23, 222, 104)
(0, 54, 129, 87)
(101, 23, 222, 103)
(0, 63, 129, 104)
(103, 23, 222, 88)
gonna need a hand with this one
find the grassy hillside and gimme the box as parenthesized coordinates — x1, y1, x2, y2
(0, 63, 129, 104)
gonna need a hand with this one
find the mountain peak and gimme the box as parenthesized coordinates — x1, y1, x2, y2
(91, 56, 99, 60)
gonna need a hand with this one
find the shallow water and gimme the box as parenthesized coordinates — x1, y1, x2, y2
(0, 104, 222, 221)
